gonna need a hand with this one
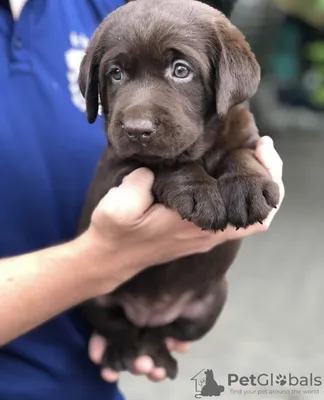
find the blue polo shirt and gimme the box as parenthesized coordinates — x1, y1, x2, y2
(0, 1, 125, 399)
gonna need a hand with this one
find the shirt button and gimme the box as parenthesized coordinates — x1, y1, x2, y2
(13, 38, 23, 49)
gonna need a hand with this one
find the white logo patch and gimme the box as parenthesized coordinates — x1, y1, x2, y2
(65, 32, 103, 116)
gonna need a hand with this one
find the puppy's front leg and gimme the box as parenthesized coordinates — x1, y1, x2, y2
(152, 163, 228, 231)
(215, 149, 280, 229)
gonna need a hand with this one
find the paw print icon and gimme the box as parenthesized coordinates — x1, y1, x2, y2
(275, 374, 287, 386)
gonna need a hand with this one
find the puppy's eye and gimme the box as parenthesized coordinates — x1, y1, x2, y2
(172, 62, 191, 79)
(110, 68, 124, 82)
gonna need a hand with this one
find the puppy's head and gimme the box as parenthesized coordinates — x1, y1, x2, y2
(79, 0, 260, 161)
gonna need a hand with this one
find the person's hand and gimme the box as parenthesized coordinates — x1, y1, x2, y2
(89, 334, 191, 382)
(87, 135, 284, 382)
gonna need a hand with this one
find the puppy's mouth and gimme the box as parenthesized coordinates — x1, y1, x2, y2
(112, 135, 198, 163)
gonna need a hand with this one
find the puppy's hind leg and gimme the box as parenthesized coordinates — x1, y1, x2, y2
(81, 279, 227, 380)
(103, 326, 179, 379)
(134, 280, 228, 379)
(81, 301, 178, 379)
(81, 302, 139, 369)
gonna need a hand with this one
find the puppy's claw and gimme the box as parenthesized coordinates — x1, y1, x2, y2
(258, 220, 263, 225)
(235, 227, 240, 231)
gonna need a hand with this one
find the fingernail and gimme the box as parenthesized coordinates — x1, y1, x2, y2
(101, 368, 119, 382)
(260, 136, 274, 147)
(134, 356, 154, 374)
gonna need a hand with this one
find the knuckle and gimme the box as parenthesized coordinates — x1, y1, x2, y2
(260, 220, 270, 232)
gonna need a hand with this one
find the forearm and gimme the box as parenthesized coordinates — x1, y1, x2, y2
(0, 232, 120, 346)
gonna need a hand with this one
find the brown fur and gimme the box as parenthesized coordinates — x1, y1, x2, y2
(77, 0, 280, 379)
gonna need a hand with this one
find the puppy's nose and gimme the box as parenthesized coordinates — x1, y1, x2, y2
(123, 119, 154, 143)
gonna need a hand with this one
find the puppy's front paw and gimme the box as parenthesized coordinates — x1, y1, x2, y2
(154, 178, 227, 231)
(218, 174, 280, 229)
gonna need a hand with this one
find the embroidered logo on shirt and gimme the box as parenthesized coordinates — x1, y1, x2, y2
(65, 32, 103, 116)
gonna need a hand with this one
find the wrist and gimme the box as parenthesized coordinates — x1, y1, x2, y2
(73, 228, 141, 297)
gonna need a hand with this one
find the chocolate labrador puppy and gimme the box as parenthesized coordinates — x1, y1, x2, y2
(77, 0, 280, 379)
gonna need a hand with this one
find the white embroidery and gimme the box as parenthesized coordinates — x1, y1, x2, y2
(65, 31, 102, 115)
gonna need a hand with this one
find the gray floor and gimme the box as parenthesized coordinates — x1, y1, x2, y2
(119, 135, 324, 400)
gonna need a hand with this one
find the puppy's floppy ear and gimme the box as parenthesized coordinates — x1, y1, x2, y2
(214, 18, 261, 117)
(78, 26, 106, 124)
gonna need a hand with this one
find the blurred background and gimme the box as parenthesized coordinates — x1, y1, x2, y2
(120, 1, 324, 399)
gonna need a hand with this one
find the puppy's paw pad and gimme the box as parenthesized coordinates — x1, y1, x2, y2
(164, 181, 227, 231)
(218, 175, 279, 229)
(262, 180, 280, 208)
(101, 339, 134, 373)
(101, 336, 178, 380)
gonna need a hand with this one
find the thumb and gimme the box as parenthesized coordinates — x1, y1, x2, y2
(255, 136, 283, 182)
(99, 168, 155, 226)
